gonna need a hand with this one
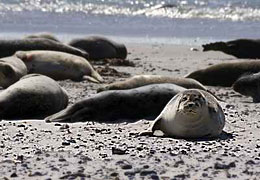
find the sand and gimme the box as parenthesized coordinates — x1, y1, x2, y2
(0, 42, 260, 179)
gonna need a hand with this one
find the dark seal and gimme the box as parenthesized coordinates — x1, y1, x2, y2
(185, 60, 260, 87)
(202, 39, 260, 59)
(232, 72, 260, 102)
(45, 83, 186, 123)
(68, 36, 127, 60)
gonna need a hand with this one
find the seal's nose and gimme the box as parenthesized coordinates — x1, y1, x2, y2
(188, 103, 194, 108)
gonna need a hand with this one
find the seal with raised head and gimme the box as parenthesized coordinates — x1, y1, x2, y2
(202, 39, 260, 59)
(68, 36, 127, 60)
(140, 89, 225, 139)
(97, 75, 208, 92)
(232, 72, 260, 102)
(24, 32, 60, 42)
(0, 74, 68, 119)
(0, 38, 88, 59)
(45, 83, 186, 123)
(15, 50, 103, 83)
(0, 56, 27, 88)
(185, 60, 260, 87)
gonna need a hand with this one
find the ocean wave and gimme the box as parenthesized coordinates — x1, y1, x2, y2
(0, 0, 260, 21)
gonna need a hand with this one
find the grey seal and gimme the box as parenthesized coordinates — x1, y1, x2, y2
(45, 83, 186, 123)
(15, 50, 103, 83)
(24, 32, 60, 42)
(202, 39, 260, 59)
(0, 38, 88, 59)
(97, 75, 209, 92)
(0, 56, 27, 88)
(232, 72, 260, 102)
(185, 60, 260, 87)
(0, 74, 68, 119)
(140, 89, 225, 139)
(68, 36, 127, 60)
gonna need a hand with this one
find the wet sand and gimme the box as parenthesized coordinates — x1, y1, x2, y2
(0, 43, 260, 179)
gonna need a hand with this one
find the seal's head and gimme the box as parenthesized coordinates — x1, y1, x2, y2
(0, 62, 16, 88)
(177, 90, 206, 117)
(232, 73, 260, 102)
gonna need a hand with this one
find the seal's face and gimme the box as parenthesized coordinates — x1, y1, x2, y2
(177, 91, 206, 116)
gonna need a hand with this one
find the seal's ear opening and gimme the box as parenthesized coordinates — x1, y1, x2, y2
(2, 65, 14, 77)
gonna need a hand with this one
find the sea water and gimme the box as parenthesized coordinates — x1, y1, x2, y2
(0, 0, 260, 45)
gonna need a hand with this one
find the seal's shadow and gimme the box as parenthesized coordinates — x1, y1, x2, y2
(184, 131, 233, 142)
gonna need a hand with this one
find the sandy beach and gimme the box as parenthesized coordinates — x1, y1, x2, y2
(0, 42, 259, 179)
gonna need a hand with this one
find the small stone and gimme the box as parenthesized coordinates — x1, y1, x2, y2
(10, 172, 18, 177)
(112, 147, 126, 155)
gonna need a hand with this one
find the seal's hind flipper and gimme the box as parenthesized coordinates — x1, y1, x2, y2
(82, 75, 100, 83)
(45, 108, 73, 123)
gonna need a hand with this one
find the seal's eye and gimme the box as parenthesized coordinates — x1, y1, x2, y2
(182, 97, 187, 101)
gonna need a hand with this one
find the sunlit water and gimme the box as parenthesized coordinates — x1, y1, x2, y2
(0, 0, 260, 45)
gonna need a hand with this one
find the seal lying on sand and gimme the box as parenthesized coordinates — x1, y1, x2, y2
(140, 89, 225, 139)
(202, 39, 260, 59)
(68, 36, 127, 60)
(232, 72, 260, 102)
(0, 38, 88, 59)
(97, 75, 208, 92)
(0, 56, 27, 88)
(15, 50, 103, 83)
(24, 32, 60, 42)
(45, 83, 186, 123)
(0, 74, 68, 119)
(185, 60, 260, 87)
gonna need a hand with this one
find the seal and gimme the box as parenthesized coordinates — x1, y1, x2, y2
(45, 83, 186, 123)
(97, 75, 209, 92)
(24, 32, 60, 42)
(15, 50, 103, 83)
(232, 72, 260, 102)
(68, 36, 127, 60)
(185, 60, 260, 87)
(0, 56, 27, 88)
(0, 38, 88, 59)
(0, 74, 68, 119)
(202, 39, 260, 59)
(140, 89, 225, 139)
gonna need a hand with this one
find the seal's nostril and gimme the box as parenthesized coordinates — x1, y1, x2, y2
(188, 103, 193, 108)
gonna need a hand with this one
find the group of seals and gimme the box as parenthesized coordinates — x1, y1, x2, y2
(0, 33, 228, 140)
(0, 74, 68, 119)
(0, 56, 27, 88)
(15, 50, 103, 82)
(140, 89, 225, 138)
(203, 39, 260, 59)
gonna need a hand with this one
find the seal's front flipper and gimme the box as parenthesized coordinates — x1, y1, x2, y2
(139, 117, 162, 136)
